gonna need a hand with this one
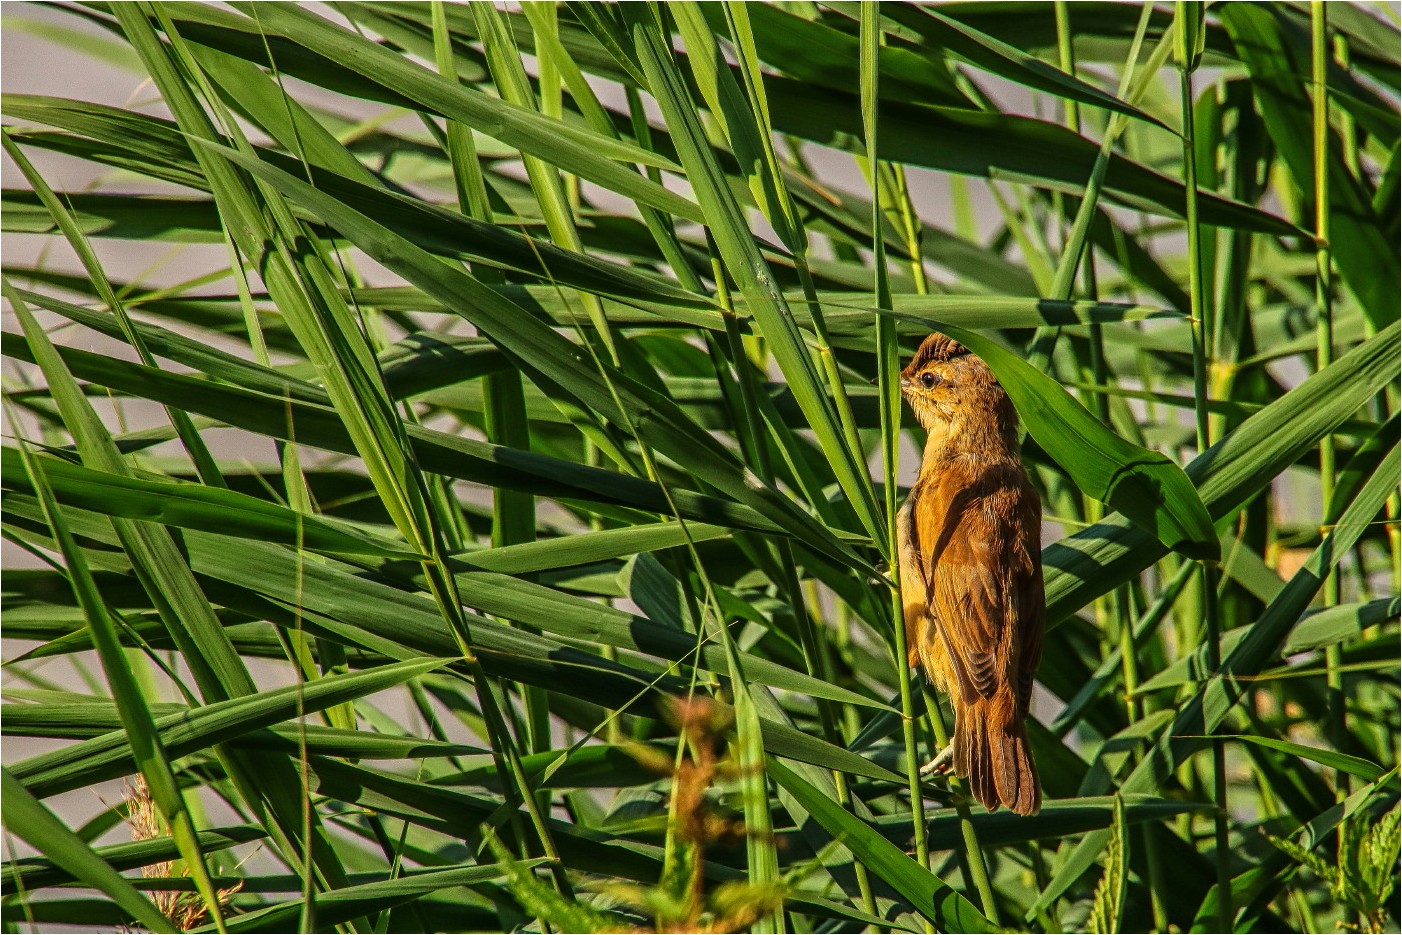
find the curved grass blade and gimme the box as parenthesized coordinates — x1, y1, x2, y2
(919, 319, 1218, 560)
(3, 826, 266, 895)
(197, 862, 547, 934)
(880, 4, 1174, 130)
(1044, 320, 1400, 627)
(455, 520, 730, 575)
(0, 95, 714, 317)
(1193, 736, 1386, 783)
(2, 703, 483, 760)
(0, 447, 423, 560)
(1284, 598, 1400, 656)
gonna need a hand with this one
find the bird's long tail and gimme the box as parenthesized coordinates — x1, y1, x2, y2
(954, 692, 1040, 816)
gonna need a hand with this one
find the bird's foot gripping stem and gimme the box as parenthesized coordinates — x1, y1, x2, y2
(919, 744, 954, 779)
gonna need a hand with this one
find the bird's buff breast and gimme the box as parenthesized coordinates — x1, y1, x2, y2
(896, 491, 954, 695)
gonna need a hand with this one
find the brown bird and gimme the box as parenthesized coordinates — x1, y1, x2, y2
(898, 333, 1044, 815)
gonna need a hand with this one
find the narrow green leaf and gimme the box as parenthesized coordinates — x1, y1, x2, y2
(0, 447, 424, 560)
(758, 75, 1300, 236)
(3, 826, 266, 894)
(1284, 598, 1400, 656)
(1195, 735, 1386, 782)
(456, 521, 730, 574)
(7, 423, 230, 931)
(887, 4, 1174, 129)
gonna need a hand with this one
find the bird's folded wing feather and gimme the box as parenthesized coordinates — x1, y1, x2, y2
(917, 467, 1043, 708)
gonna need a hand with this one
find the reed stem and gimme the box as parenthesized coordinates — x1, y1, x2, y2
(1310, 4, 1346, 797)
(1176, 4, 1231, 930)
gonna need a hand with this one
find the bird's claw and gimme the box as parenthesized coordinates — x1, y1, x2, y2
(919, 745, 954, 779)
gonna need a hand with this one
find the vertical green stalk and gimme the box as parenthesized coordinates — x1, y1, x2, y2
(1028, 0, 1078, 373)
(1053, 2, 1080, 133)
(925, 692, 1000, 922)
(1176, 5, 1231, 931)
(860, 4, 932, 888)
(1051, 0, 1077, 299)
(1060, 12, 1161, 922)
(1176, 11, 1211, 456)
(1056, 0, 1117, 667)
(1310, 2, 1347, 797)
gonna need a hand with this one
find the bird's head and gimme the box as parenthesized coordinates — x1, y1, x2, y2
(899, 333, 1012, 437)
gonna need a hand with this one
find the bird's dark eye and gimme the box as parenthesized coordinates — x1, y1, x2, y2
(920, 371, 940, 389)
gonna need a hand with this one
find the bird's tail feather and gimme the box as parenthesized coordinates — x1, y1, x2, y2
(954, 694, 1040, 816)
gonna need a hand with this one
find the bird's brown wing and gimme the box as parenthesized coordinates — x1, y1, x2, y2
(914, 464, 1043, 709)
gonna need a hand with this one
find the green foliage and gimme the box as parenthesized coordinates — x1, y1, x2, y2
(1, 2, 1397, 933)
(1269, 804, 1401, 934)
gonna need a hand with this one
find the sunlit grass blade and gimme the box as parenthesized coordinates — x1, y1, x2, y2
(10, 657, 452, 798)
(1, 447, 423, 560)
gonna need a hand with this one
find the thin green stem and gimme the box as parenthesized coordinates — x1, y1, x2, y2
(860, 5, 932, 893)
(1177, 5, 1230, 931)
(925, 692, 998, 922)
(1310, 2, 1348, 807)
